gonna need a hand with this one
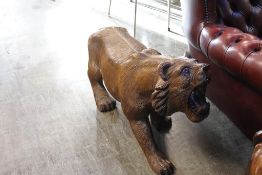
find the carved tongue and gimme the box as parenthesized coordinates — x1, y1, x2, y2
(188, 86, 207, 113)
(188, 91, 197, 111)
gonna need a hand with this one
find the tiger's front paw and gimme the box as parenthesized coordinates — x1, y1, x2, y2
(96, 96, 116, 112)
(149, 155, 175, 175)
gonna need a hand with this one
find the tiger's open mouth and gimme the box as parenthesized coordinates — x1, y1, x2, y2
(188, 79, 210, 120)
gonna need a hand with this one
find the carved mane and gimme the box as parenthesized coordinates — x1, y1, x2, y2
(151, 61, 172, 116)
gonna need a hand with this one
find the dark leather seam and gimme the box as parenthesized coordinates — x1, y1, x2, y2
(237, 10, 245, 17)
(240, 48, 257, 79)
(206, 27, 224, 59)
(240, 42, 262, 78)
(206, 34, 214, 58)
(222, 39, 234, 68)
(257, 4, 262, 9)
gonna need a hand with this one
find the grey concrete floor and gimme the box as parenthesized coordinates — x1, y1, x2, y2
(0, 0, 253, 174)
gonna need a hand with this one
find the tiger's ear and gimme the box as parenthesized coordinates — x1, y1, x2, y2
(158, 61, 172, 80)
(151, 61, 172, 116)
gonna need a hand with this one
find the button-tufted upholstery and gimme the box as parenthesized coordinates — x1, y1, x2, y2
(200, 24, 262, 91)
(181, 0, 262, 139)
(216, 0, 262, 37)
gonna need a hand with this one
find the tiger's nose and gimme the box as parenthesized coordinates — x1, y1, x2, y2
(202, 64, 210, 74)
(201, 64, 211, 83)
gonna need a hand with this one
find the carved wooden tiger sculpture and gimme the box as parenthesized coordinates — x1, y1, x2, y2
(88, 27, 210, 175)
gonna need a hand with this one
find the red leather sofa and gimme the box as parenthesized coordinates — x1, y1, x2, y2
(181, 0, 262, 139)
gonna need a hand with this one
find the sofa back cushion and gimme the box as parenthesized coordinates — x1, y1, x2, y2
(216, 0, 262, 38)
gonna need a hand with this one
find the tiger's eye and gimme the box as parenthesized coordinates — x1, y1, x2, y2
(181, 67, 190, 76)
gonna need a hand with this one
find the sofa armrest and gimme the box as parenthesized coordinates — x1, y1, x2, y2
(181, 0, 217, 49)
(199, 24, 262, 93)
